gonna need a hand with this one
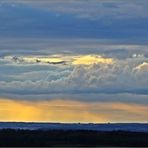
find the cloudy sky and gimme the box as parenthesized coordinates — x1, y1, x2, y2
(0, 0, 148, 123)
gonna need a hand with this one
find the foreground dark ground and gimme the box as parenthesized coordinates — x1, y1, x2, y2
(0, 129, 148, 147)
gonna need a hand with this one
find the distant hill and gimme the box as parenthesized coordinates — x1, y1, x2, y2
(0, 122, 148, 132)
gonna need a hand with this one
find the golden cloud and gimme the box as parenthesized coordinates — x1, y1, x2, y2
(7, 54, 114, 66)
(72, 55, 114, 65)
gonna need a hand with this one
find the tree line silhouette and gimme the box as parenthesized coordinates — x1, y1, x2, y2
(0, 129, 148, 147)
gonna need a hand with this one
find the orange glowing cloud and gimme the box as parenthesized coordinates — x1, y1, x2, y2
(72, 55, 113, 65)
(8, 54, 114, 66)
(0, 98, 148, 123)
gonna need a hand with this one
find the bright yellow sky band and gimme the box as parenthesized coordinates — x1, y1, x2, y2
(0, 98, 147, 123)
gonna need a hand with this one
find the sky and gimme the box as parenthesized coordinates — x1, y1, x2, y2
(0, 0, 148, 123)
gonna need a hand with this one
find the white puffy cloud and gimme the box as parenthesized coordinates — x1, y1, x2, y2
(0, 53, 148, 101)
(134, 62, 148, 72)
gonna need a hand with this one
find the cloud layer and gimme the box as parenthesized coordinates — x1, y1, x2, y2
(0, 0, 148, 122)
(0, 51, 148, 104)
(0, 0, 148, 41)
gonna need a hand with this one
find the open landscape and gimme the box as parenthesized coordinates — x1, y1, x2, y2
(0, 0, 148, 147)
(0, 122, 148, 146)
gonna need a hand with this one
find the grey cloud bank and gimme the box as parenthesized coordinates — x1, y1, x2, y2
(0, 0, 148, 41)
(0, 0, 148, 107)
(0, 52, 148, 103)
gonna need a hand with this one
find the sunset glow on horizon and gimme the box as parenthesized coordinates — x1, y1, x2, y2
(0, 98, 148, 123)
